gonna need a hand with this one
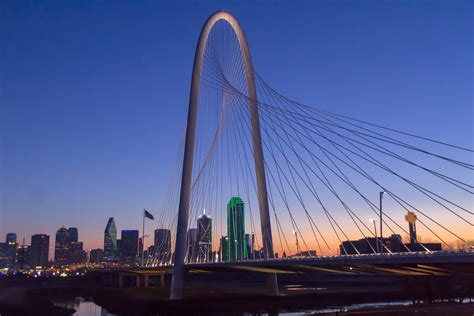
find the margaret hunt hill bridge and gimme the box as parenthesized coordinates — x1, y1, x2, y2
(98, 11, 473, 300)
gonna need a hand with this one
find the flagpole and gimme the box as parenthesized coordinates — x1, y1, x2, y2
(142, 209, 145, 267)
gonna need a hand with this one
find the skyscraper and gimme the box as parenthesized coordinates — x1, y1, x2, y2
(6, 233, 17, 244)
(17, 245, 31, 270)
(227, 197, 246, 261)
(120, 230, 139, 263)
(154, 229, 171, 263)
(30, 234, 49, 268)
(197, 210, 212, 263)
(0, 244, 8, 268)
(5, 233, 17, 268)
(89, 248, 104, 264)
(68, 241, 85, 264)
(245, 233, 255, 260)
(66, 227, 79, 244)
(104, 217, 118, 262)
(186, 228, 198, 263)
(54, 226, 69, 265)
(219, 236, 228, 262)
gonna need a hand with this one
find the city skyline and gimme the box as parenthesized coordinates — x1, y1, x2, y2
(0, 2, 472, 314)
(0, 196, 256, 265)
(1, 195, 463, 263)
(1, 2, 472, 258)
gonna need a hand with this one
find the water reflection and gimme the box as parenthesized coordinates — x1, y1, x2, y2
(51, 296, 473, 315)
(51, 298, 413, 316)
(53, 296, 116, 316)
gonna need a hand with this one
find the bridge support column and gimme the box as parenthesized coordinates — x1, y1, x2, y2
(118, 273, 123, 287)
(136, 275, 140, 287)
(160, 274, 165, 287)
(267, 273, 279, 295)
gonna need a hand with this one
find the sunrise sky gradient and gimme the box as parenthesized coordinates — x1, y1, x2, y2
(1, 1, 472, 257)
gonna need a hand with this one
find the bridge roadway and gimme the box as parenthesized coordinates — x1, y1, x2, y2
(110, 251, 474, 278)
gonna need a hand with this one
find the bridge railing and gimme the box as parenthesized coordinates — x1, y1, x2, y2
(181, 249, 473, 266)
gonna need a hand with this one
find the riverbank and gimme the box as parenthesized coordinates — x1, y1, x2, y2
(1, 285, 473, 315)
(1, 271, 472, 315)
(333, 302, 474, 315)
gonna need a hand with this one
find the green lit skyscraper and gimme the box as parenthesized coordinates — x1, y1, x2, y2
(227, 197, 246, 261)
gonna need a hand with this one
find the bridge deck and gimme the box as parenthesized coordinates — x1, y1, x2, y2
(101, 251, 474, 277)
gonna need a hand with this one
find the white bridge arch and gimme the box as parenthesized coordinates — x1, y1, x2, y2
(170, 11, 277, 299)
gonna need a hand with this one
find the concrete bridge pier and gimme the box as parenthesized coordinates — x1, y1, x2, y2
(267, 273, 279, 295)
(117, 273, 166, 288)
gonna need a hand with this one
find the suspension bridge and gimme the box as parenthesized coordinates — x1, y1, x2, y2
(118, 11, 473, 299)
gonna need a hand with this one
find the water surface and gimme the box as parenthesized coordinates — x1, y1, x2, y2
(52, 296, 116, 316)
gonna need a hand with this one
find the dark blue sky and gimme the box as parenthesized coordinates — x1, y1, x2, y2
(1, 1, 472, 251)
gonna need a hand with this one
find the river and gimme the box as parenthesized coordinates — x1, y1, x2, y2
(52, 296, 474, 315)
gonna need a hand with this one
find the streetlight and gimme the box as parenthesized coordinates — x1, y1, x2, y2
(370, 218, 379, 253)
(379, 191, 386, 254)
(292, 230, 300, 256)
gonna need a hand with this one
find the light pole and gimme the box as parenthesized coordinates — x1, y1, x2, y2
(292, 230, 300, 256)
(379, 191, 386, 254)
(370, 219, 379, 253)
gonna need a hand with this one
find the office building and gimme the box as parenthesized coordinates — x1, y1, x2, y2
(120, 230, 139, 263)
(227, 197, 246, 261)
(17, 245, 31, 270)
(340, 237, 377, 255)
(0, 243, 8, 268)
(3, 233, 18, 268)
(340, 212, 441, 255)
(68, 241, 85, 264)
(245, 233, 255, 260)
(186, 228, 198, 263)
(54, 226, 69, 265)
(67, 227, 79, 244)
(6, 233, 17, 244)
(154, 229, 171, 262)
(197, 210, 212, 263)
(104, 217, 118, 261)
(117, 239, 122, 257)
(219, 236, 228, 262)
(145, 245, 155, 259)
(30, 234, 49, 268)
(89, 248, 104, 264)
(339, 234, 441, 255)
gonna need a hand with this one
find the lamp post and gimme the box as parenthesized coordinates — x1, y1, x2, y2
(370, 219, 379, 253)
(379, 191, 386, 254)
(292, 230, 300, 256)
